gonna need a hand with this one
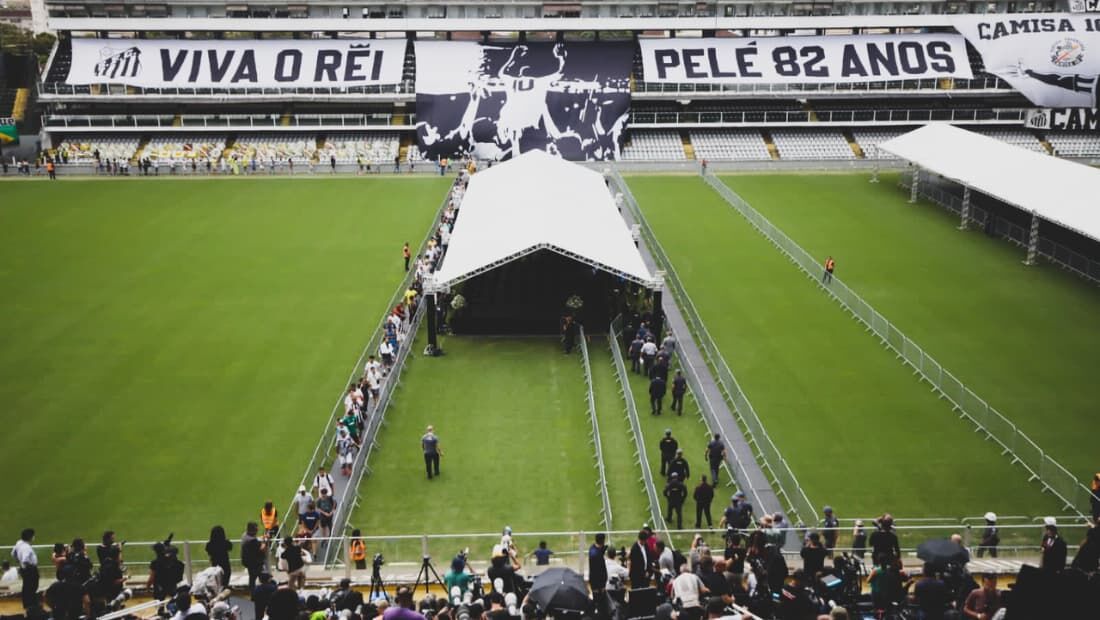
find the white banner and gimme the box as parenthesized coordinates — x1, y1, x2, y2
(638, 35, 972, 84)
(1025, 107, 1100, 130)
(953, 14, 1100, 107)
(67, 39, 407, 88)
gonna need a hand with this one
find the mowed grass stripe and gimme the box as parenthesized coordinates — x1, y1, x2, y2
(587, 336, 651, 534)
(0, 177, 449, 541)
(351, 335, 601, 559)
(627, 175, 1061, 519)
(722, 173, 1100, 483)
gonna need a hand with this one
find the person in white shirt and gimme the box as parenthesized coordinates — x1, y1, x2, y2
(640, 339, 659, 375)
(604, 547, 628, 591)
(0, 561, 18, 582)
(12, 528, 37, 609)
(672, 564, 708, 619)
(380, 341, 395, 369)
(364, 355, 382, 377)
(295, 485, 312, 520)
(312, 467, 335, 498)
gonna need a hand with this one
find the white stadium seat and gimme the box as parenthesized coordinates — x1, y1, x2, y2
(54, 136, 140, 164)
(851, 129, 907, 159)
(620, 130, 686, 161)
(318, 133, 400, 165)
(770, 130, 855, 160)
(1045, 132, 1100, 158)
(689, 130, 771, 161)
(228, 134, 317, 164)
(144, 135, 227, 164)
(978, 129, 1046, 154)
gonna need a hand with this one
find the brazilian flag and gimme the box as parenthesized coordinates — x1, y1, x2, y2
(0, 119, 18, 146)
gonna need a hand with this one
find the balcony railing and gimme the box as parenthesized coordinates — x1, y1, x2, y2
(632, 74, 1012, 96)
(44, 113, 413, 130)
(628, 108, 1029, 127)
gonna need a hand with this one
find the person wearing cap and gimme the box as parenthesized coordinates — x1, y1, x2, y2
(821, 506, 839, 556)
(445, 556, 472, 600)
(693, 475, 715, 529)
(721, 491, 752, 531)
(663, 473, 688, 530)
(488, 544, 521, 594)
(421, 425, 442, 480)
(977, 512, 999, 558)
(852, 520, 867, 560)
(1040, 517, 1067, 572)
(658, 430, 678, 476)
(295, 485, 312, 522)
(667, 449, 690, 482)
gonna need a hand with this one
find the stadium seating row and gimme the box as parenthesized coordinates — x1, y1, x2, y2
(49, 130, 1100, 165)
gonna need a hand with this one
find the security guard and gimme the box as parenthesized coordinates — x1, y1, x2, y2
(667, 449, 690, 482)
(260, 501, 279, 540)
(663, 473, 688, 530)
(349, 529, 367, 570)
(658, 430, 678, 476)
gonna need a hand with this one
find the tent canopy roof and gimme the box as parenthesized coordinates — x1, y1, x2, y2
(431, 151, 657, 290)
(879, 124, 1100, 244)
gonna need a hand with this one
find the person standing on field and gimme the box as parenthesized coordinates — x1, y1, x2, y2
(422, 425, 442, 479)
(822, 256, 836, 284)
(694, 475, 714, 529)
(659, 430, 678, 476)
(705, 434, 726, 485)
(671, 370, 687, 415)
(402, 242, 411, 272)
(13, 528, 37, 610)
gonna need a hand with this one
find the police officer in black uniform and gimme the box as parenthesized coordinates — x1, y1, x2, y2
(663, 473, 688, 530)
(667, 449, 690, 482)
(658, 430, 678, 476)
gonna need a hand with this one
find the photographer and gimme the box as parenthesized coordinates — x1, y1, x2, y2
(869, 515, 900, 564)
(46, 563, 89, 620)
(776, 569, 817, 620)
(333, 577, 365, 613)
(444, 556, 472, 600)
(65, 539, 93, 584)
(671, 564, 708, 620)
(97, 544, 126, 601)
(488, 545, 521, 594)
(97, 531, 122, 567)
(148, 541, 184, 600)
(799, 533, 827, 579)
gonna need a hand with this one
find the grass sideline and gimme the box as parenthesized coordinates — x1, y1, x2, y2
(0, 177, 449, 541)
(349, 335, 602, 563)
(627, 175, 1063, 519)
(723, 172, 1100, 484)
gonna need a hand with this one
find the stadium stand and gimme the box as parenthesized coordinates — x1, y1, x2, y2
(979, 129, 1046, 154)
(689, 130, 771, 161)
(319, 133, 401, 165)
(620, 131, 685, 161)
(53, 136, 140, 164)
(1046, 133, 1100, 159)
(143, 135, 227, 165)
(852, 129, 908, 160)
(770, 130, 856, 160)
(228, 134, 317, 165)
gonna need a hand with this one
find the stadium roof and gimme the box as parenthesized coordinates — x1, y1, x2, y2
(430, 150, 657, 290)
(879, 124, 1100, 244)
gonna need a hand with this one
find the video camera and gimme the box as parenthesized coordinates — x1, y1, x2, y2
(152, 533, 176, 557)
(373, 553, 385, 570)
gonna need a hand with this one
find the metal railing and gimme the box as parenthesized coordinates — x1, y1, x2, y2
(278, 188, 451, 545)
(607, 167, 817, 528)
(606, 322, 671, 545)
(702, 172, 1092, 517)
(628, 107, 1029, 127)
(633, 75, 1012, 96)
(577, 325, 613, 531)
(904, 178, 1100, 287)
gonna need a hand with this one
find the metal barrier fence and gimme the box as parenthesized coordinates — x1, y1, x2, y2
(577, 325, 614, 531)
(632, 75, 1011, 95)
(608, 167, 817, 529)
(701, 172, 1092, 517)
(628, 107, 1028, 128)
(278, 190, 450, 542)
(606, 322, 671, 545)
(902, 175, 1100, 286)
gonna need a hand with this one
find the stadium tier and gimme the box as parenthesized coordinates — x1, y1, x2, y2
(619, 131, 686, 161)
(689, 129, 772, 161)
(769, 130, 856, 160)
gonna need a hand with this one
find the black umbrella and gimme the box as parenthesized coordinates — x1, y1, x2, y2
(916, 538, 970, 567)
(528, 567, 590, 613)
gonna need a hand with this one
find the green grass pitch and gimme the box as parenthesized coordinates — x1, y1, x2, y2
(627, 175, 1066, 520)
(349, 335, 603, 564)
(723, 172, 1100, 484)
(0, 177, 450, 542)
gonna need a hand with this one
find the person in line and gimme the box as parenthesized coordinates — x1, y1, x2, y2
(649, 374, 666, 415)
(205, 525, 233, 587)
(316, 488, 337, 539)
(313, 466, 335, 498)
(628, 334, 644, 374)
(641, 337, 658, 375)
(659, 430, 678, 476)
(295, 485, 312, 522)
(241, 522, 266, 592)
(13, 528, 38, 610)
(704, 433, 725, 485)
(667, 449, 690, 482)
(670, 370, 687, 415)
(664, 473, 687, 530)
(403, 243, 411, 272)
(422, 425, 442, 480)
(693, 475, 714, 529)
(1040, 517, 1067, 572)
(822, 255, 836, 284)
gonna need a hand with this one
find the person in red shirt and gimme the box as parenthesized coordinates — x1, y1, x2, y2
(402, 242, 411, 272)
(822, 256, 836, 284)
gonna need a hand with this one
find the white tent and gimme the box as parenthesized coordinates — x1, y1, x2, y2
(879, 124, 1100, 244)
(431, 150, 657, 290)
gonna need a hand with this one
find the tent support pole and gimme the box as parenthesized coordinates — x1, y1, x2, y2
(1024, 211, 1040, 266)
(650, 289, 664, 343)
(958, 186, 971, 231)
(908, 167, 920, 204)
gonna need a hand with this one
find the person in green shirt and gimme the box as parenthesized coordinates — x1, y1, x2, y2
(443, 556, 472, 603)
(341, 414, 360, 445)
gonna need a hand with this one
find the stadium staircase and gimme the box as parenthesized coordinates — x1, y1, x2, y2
(129, 137, 151, 164)
(1038, 137, 1055, 156)
(761, 131, 781, 160)
(11, 89, 29, 121)
(171, 115, 182, 127)
(279, 112, 292, 127)
(802, 101, 819, 123)
(844, 130, 866, 158)
(679, 130, 695, 159)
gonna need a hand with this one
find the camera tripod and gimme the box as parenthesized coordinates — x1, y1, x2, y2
(413, 555, 445, 594)
(370, 562, 390, 602)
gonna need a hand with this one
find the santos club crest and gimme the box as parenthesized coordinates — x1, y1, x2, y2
(1049, 38, 1085, 68)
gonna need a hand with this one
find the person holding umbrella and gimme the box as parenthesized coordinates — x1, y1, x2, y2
(526, 567, 591, 616)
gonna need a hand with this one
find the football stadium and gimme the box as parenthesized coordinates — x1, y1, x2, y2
(1, 1, 1099, 618)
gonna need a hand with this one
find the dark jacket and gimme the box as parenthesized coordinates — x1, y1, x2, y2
(649, 377, 667, 398)
(589, 544, 608, 591)
(664, 480, 687, 506)
(693, 482, 714, 505)
(628, 542, 651, 587)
